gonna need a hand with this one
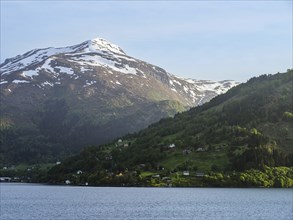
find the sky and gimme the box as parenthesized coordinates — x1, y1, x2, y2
(1, 1, 292, 81)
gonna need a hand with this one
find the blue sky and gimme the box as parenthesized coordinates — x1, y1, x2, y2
(1, 1, 292, 81)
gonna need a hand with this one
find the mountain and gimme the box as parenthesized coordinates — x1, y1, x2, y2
(44, 70, 293, 187)
(0, 38, 238, 164)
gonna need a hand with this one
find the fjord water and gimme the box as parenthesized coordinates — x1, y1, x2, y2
(1, 183, 292, 220)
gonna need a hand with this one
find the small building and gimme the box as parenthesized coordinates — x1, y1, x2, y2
(195, 172, 205, 177)
(2, 167, 7, 170)
(183, 171, 190, 176)
(105, 155, 112, 160)
(139, 164, 146, 168)
(65, 180, 71, 185)
(117, 139, 123, 143)
(182, 149, 192, 155)
(162, 177, 171, 181)
(85, 182, 88, 186)
(196, 147, 205, 152)
(13, 177, 20, 182)
(123, 143, 129, 147)
(117, 172, 123, 176)
(56, 161, 61, 165)
(77, 170, 83, 175)
(152, 174, 160, 178)
(0, 177, 12, 182)
(169, 144, 175, 149)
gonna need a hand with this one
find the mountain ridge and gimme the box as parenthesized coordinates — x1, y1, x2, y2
(0, 37, 238, 106)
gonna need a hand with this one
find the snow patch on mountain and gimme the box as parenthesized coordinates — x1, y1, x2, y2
(1, 47, 75, 75)
(42, 58, 56, 73)
(68, 54, 138, 75)
(12, 80, 30, 84)
(21, 70, 39, 78)
(56, 66, 74, 75)
(86, 38, 125, 55)
(42, 81, 54, 87)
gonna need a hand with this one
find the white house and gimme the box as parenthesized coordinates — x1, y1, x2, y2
(0, 177, 11, 182)
(169, 144, 176, 148)
(183, 171, 190, 176)
(152, 174, 160, 178)
(65, 180, 71, 185)
(77, 170, 83, 175)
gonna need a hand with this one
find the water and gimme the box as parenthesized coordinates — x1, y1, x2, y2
(1, 183, 292, 220)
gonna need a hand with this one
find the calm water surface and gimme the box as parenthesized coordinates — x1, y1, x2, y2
(1, 183, 292, 220)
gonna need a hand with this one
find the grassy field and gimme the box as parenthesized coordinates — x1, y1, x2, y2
(160, 149, 229, 172)
(140, 171, 158, 178)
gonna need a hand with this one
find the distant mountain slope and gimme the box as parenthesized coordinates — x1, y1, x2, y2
(45, 70, 293, 186)
(0, 38, 238, 164)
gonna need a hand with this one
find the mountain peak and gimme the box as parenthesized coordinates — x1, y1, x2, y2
(85, 38, 126, 55)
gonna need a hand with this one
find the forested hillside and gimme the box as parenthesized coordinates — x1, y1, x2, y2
(40, 70, 293, 187)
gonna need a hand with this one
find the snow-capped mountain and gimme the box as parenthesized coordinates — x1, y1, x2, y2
(0, 38, 239, 163)
(0, 38, 238, 106)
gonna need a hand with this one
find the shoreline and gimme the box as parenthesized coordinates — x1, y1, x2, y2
(1, 181, 291, 189)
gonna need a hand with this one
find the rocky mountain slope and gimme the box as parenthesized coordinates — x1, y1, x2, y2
(0, 38, 238, 164)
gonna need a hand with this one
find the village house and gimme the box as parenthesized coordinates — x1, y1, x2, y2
(183, 171, 190, 176)
(196, 147, 206, 152)
(13, 177, 20, 181)
(152, 174, 160, 178)
(105, 155, 113, 160)
(169, 143, 175, 149)
(182, 149, 192, 155)
(139, 164, 146, 168)
(65, 180, 71, 185)
(162, 177, 171, 181)
(117, 172, 123, 176)
(195, 171, 205, 177)
(0, 177, 12, 182)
